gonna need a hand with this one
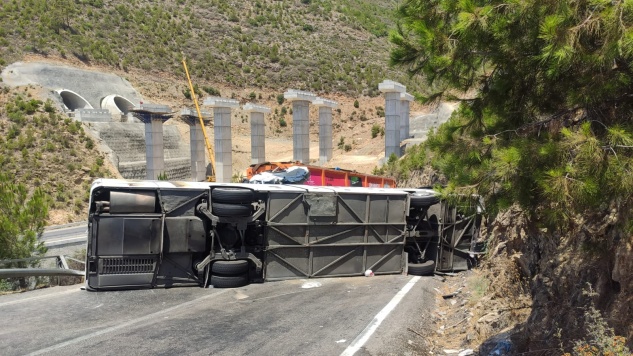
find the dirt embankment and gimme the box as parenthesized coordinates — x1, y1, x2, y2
(422, 205, 632, 354)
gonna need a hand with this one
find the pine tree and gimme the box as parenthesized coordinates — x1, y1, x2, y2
(0, 173, 49, 263)
(390, 0, 633, 224)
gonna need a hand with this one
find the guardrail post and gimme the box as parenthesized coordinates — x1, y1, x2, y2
(58, 255, 69, 270)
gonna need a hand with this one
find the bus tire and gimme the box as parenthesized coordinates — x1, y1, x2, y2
(212, 203, 253, 217)
(211, 260, 249, 275)
(211, 273, 249, 288)
(408, 260, 436, 276)
(212, 188, 254, 204)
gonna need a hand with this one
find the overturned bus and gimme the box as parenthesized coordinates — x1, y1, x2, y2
(85, 179, 483, 290)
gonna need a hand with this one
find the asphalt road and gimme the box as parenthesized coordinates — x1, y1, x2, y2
(0, 275, 438, 356)
(41, 223, 87, 247)
(409, 103, 456, 138)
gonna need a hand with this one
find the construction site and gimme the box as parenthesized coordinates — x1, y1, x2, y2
(1, 61, 453, 184)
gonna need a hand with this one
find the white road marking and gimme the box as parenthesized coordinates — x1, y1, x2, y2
(340, 276, 421, 356)
(44, 235, 86, 246)
(46, 236, 85, 242)
(0, 288, 81, 307)
(26, 289, 230, 356)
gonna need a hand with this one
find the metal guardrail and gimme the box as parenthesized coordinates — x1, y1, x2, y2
(0, 255, 85, 278)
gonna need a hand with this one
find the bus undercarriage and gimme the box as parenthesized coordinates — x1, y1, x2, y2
(86, 179, 482, 290)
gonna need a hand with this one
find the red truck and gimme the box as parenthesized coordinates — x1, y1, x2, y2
(245, 161, 397, 188)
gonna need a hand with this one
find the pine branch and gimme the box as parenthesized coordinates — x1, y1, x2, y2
(487, 93, 633, 139)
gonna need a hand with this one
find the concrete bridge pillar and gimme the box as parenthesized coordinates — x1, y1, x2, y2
(400, 92, 413, 142)
(243, 103, 271, 165)
(284, 89, 316, 164)
(313, 97, 338, 165)
(204, 97, 239, 183)
(181, 108, 211, 182)
(379, 80, 406, 159)
(130, 103, 173, 180)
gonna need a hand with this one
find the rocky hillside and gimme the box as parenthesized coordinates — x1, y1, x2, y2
(0, 0, 421, 96)
(410, 205, 632, 353)
(0, 86, 118, 224)
(483, 206, 632, 351)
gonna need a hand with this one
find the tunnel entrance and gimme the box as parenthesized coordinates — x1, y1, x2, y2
(101, 94, 136, 115)
(57, 89, 93, 110)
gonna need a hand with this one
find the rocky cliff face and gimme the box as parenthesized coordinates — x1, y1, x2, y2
(484, 205, 632, 351)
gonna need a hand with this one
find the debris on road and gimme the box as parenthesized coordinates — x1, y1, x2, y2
(301, 281, 322, 289)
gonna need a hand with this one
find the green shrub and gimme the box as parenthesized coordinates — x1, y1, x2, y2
(44, 99, 55, 113)
(375, 106, 385, 117)
(68, 121, 80, 134)
(56, 191, 67, 202)
(279, 117, 287, 127)
(338, 136, 345, 149)
(89, 165, 100, 177)
(276, 94, 284, 105)
(8, 111, 25, 125)
(565, 286, 631, 356)
(184, 83, 205, 100)
(7, 125, 20, 139)
(371, 124, 380, 138)
(372, 166, 385, 175)
(202, 86, 220, 96)
(354, 99, 359, 108)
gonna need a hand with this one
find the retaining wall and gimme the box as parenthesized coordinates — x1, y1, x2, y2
(86, 122, 191, 180)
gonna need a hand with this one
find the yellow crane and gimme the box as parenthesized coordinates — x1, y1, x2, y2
(182, 55, 216, 182)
